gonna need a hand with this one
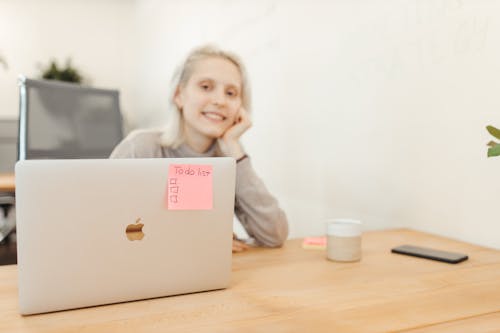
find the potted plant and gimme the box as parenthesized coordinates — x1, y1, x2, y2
(487, 125, 500, 157)
(40, 58, 83, 83)
(35, 58, 86, 117)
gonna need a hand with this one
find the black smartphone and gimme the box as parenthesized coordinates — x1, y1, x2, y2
(391, 244, 468, 264)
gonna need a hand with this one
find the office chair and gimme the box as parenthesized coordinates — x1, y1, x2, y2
(0, 119, 17, 173)
(6, 77, 124, 259)
(18, 76, 124, 160)
(0, 119, 17, 246)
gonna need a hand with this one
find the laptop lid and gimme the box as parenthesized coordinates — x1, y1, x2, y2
(15, 158, 235, 315)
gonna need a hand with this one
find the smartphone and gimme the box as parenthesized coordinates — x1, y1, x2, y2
(391, 244, 468, 264)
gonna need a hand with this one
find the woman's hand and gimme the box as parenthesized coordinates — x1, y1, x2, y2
(232, 233, 249, 252)
(218, 107, 252, 159)
(232, 239, 249, 252)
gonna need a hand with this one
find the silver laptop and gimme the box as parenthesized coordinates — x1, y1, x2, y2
(15, 158, 235, 315)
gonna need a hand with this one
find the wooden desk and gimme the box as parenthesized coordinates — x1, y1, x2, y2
(0, 173, 15, 193)
(1, 229, 500, 332)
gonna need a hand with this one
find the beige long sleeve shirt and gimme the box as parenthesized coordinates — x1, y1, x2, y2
(110, 130, 288, 247)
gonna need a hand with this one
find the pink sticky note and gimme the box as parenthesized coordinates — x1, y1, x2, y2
(165, 164, 213, 210)
(302, 237, 327, 250)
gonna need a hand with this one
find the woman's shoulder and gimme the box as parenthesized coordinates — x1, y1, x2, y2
(124, 128, 164, 145)
(110, 128, 164, 158)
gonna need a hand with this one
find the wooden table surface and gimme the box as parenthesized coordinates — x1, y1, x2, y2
(1, 228, 499, 332)
(0, 173, 15, 193)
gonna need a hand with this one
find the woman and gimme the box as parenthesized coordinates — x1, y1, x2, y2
(110, 45, 288, 252)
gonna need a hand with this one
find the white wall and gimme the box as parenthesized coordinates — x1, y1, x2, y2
(0, 0, 136, 125)
(130, 0, 500, 248)
(1, 0, 499, 248)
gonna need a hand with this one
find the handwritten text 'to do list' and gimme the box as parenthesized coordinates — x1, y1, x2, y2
(165, 164, 213, 210)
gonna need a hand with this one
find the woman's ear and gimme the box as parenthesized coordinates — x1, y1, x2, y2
(173, 86, 183, 109)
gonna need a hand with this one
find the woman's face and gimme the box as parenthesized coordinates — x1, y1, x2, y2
(174, 57, 243, 141)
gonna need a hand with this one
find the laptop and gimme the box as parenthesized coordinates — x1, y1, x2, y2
(15, 158, 235, 315)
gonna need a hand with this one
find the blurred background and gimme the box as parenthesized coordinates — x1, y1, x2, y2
(1, 0, 500, 249)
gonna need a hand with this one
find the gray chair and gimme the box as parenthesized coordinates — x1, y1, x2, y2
(0, 119, 17, 249)
(2, 77, 124, 259)
(0, 119, 17, 173)
(18, 76, 124, 160)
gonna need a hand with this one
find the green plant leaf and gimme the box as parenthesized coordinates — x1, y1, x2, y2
(487, 141, 498, 148)
(40, 58, 82, 84)
(486, 125, 500, 140)
(488, 144, 500, 157)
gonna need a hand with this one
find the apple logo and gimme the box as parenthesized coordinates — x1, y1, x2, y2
(126, 218, 145, 241)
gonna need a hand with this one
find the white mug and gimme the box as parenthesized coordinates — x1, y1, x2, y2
(326, 219, 362, 262)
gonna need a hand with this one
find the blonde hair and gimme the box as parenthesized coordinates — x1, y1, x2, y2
(160, 45, 251, 148)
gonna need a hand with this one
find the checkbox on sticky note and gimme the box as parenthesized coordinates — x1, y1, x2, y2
(165, 164, 213, 210)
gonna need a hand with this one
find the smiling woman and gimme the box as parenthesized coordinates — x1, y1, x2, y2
(173, 56, 247, 158)
(110, 45, 288, 252)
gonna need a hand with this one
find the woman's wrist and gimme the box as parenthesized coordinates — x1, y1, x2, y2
(223, 141, 245, 159)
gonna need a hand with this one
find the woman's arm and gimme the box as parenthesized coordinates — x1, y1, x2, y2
(233, 158, 289, 247)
